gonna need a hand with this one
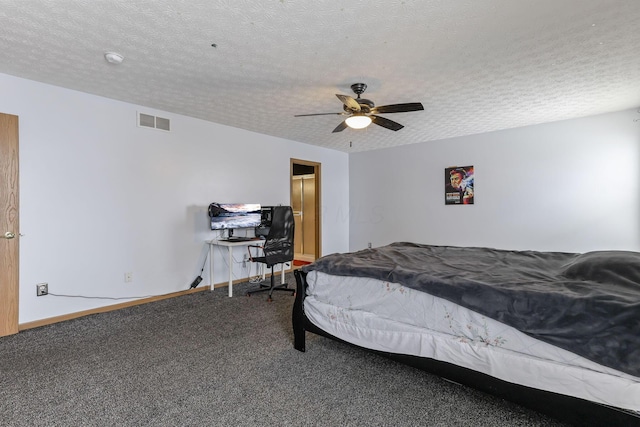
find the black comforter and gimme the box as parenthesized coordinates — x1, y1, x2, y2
(303, 242, 640, 377)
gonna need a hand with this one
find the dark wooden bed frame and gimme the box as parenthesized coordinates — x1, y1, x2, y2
(293, 270, 640, 427)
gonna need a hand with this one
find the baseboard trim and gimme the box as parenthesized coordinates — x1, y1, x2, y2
(19, 269, 296, 332)
(18, 282, 224, 332)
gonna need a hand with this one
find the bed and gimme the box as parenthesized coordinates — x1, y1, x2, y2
(292, 242, 640, 426)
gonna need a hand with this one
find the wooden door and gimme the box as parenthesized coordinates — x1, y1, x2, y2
(292, 177, 303, 254)
(301, 175, 316, 257)
(290, 159, 321, 263)
(0, 113, 19, 336)
(292, 174, 316, 259)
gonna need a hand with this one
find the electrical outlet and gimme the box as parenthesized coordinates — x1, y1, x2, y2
(124, 272, 133, 282)
(36, 283, 48, 296)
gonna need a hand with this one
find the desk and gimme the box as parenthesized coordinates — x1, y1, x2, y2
(207, 239, 287, 297)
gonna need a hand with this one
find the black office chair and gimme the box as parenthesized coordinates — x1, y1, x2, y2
(246, 206, 295, 301)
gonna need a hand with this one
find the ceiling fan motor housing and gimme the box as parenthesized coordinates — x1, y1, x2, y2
(343, 98, 374, 113)
(351, 83, 367, 96)
(349, 83, 373, 112)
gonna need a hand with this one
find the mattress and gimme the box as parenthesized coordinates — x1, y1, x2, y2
(304, 270, 640, 412)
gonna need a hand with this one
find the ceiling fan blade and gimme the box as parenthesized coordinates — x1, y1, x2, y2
(332, 121, 348, 133)
(370, 115, 404, 131)
(294, 112, 344, 117)
(336, 94, 361, 112)
(371, 102, 424, 114)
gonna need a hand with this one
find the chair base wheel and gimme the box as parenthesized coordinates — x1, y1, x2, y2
(246, 283, 295, 301)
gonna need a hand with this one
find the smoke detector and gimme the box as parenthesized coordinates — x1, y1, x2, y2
(104, 52, 124, 64)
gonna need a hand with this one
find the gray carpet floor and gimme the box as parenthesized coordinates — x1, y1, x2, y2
(0, 274, 568, 426)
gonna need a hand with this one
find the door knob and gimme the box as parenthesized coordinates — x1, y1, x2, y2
(3, 231, 16, 239)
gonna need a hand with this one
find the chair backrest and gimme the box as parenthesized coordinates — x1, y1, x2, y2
(263, 206, 295, 266)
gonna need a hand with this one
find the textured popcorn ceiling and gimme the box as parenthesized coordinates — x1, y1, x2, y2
(1, 1, 639, 152)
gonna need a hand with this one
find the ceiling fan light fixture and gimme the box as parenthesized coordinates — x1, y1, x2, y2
(345, 115, 372, 129)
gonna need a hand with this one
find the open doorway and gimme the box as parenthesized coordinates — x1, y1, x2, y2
(290, 159, 321, 267)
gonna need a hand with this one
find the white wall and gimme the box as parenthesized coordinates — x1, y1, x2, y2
(5, 70, 638, 325)
(350, 108, 640, 253)
(0, 73, 349, 324)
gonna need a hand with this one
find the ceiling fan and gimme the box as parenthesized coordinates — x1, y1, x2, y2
(295, 83, 424, 133)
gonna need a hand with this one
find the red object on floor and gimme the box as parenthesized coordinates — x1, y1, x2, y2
(293, 259, 311, 266)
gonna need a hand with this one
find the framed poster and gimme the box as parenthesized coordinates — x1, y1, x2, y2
(445, 166, 474, 205)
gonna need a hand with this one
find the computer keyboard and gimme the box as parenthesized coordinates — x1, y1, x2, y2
(223, 236, 258, 242)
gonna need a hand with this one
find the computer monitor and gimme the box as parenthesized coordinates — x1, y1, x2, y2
(208, 203, 261, 236)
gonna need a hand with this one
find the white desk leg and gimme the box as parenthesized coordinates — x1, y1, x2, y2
(209, 244, 215, 291)
(228, 246, 233, 297)
(281, 263, 286, 285)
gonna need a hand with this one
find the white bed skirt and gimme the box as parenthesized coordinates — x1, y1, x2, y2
(303, 271, 640, 412)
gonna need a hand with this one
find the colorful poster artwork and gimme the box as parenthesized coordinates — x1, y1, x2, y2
(445, 166, 474, 205)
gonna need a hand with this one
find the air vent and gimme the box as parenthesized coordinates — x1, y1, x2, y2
(137, 112, 171, 132)
(155, 117, 170, 131)
(139, 113, 155, 128)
